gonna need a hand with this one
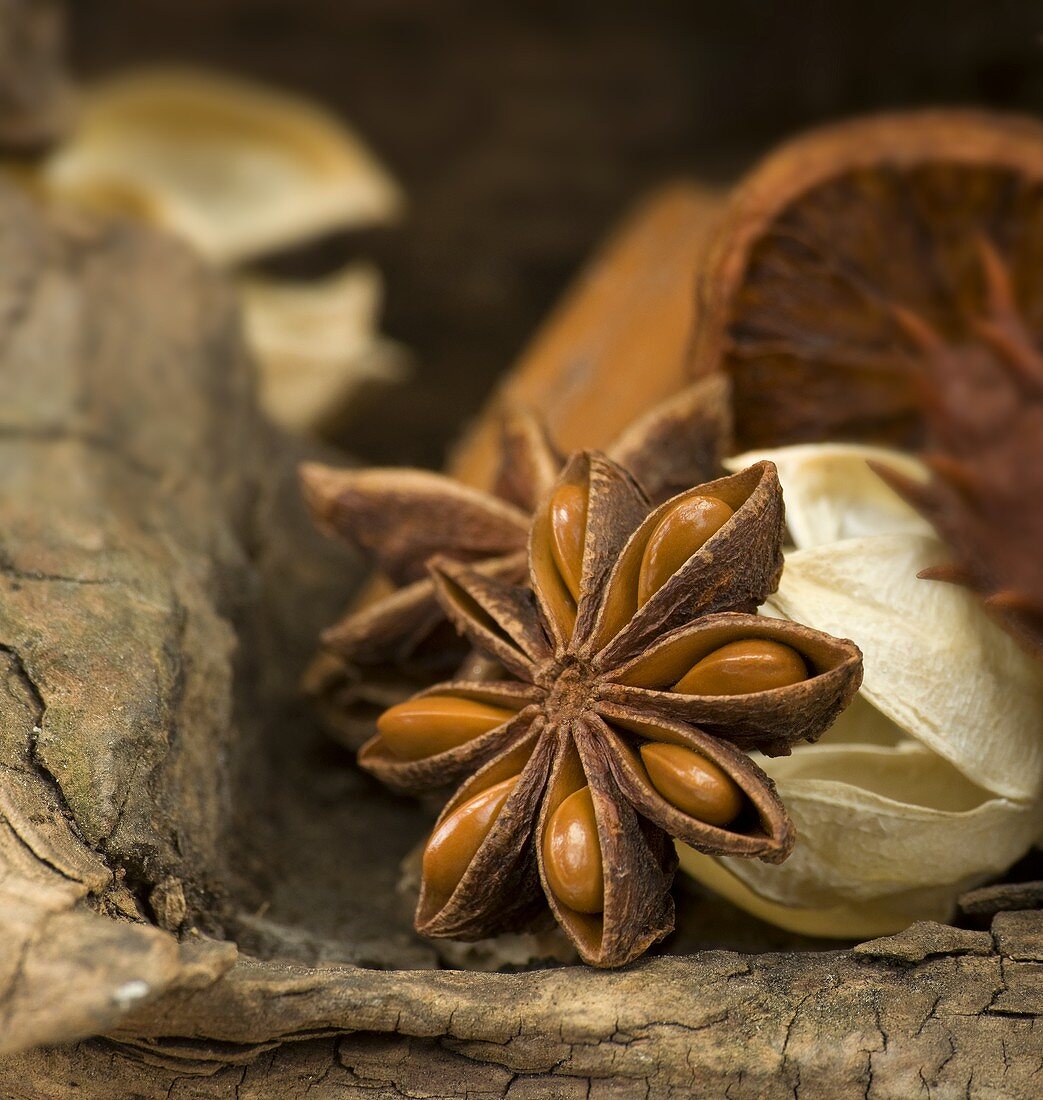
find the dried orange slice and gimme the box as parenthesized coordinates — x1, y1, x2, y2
(690, 110, 1043, 451)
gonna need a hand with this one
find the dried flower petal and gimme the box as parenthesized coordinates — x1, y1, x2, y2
(677, 443, 1043, 934)
(239, 264, 407, 434)
(42, 67, 402, 264)
(766, 533, 1043, 800)
(682, 737, 1043, 937)
(724, 444, 932, 548)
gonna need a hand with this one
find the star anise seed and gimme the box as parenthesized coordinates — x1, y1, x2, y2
(302, 377, 731, 664)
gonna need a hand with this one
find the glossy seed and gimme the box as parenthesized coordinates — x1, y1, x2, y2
(377, 695, 516, 761)
(422, 775, 519, 899)
(673, 639, 808, 696)
(637, 495, 734, 605)
(542, 786, 604, 914)
(639, 742, 744, 826)
(549, 483, 588, 601)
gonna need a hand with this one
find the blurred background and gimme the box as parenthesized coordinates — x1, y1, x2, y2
(67, 0, 1043, 466)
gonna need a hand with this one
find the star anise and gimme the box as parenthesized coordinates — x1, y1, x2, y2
(361, 451, 863, 966)
(299, 377, 732, 737)
(873, 240, 1043, 658)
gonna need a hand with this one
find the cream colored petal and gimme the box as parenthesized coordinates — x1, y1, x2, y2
(42, 68, 403, 264)
(679, 847, 996, 940)
(726, 444, 931, 548)
(765, 533, 1043, 800)
(238, 264, 408, 432)
(678, 740, 1043, 937)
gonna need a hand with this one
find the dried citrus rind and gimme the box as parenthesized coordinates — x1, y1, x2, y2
(691, 110, 1043, 450)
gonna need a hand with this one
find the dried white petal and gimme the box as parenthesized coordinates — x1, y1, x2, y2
(726, 443, 932, 547)
(677, 478, 1043, 934)
(679, 739, 1043, 937)
(239, 264, 408, 433)
(765, 533, 1043, 801)
(42, 68, 403, 264)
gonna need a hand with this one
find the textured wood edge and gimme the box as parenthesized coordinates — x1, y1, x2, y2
(3, 920, 1043, 1097)
(0, 173, 265, 1054)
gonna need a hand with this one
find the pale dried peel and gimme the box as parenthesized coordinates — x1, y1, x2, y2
(767, 534, 1043, 801)
(710, 749, 1042, 912)
(682, 731, 1043, 936)
(724, 444, 932, 548)
(41, 68, 403, 264)
(680, 443, 1043, 935)
(677, 847, 999, 940)
(239, 264, 408, 433)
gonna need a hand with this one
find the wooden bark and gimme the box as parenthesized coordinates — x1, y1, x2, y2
(0, 179, 1040, 1097)
(4, 927, 1043, 1098)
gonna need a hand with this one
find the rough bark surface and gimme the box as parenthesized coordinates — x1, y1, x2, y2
(5, 939, 1043, 1099)
(0, 180, 1040, 1097)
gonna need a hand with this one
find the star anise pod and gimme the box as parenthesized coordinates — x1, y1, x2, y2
(872, 240, 1043, 658)
(299, 377, 732, 733)
(361, 452, 863, 966)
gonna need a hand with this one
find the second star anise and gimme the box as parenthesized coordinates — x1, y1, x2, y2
(361, 452, 863, 966)
(299, 377, 732, 745)
(300, 376, 731, 674)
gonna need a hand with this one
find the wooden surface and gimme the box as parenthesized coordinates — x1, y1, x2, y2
(5, 922, 1043, 1097)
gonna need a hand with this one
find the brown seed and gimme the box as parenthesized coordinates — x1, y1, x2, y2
(542, 786, 604, 914)
(637, 495, 733, 605)
(377, 695, 515, 761)
(672, 638, 807, 696)
(639, 742, 744, 826)
(549, 483, 588, 600)
(422, 775, 519, 900)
